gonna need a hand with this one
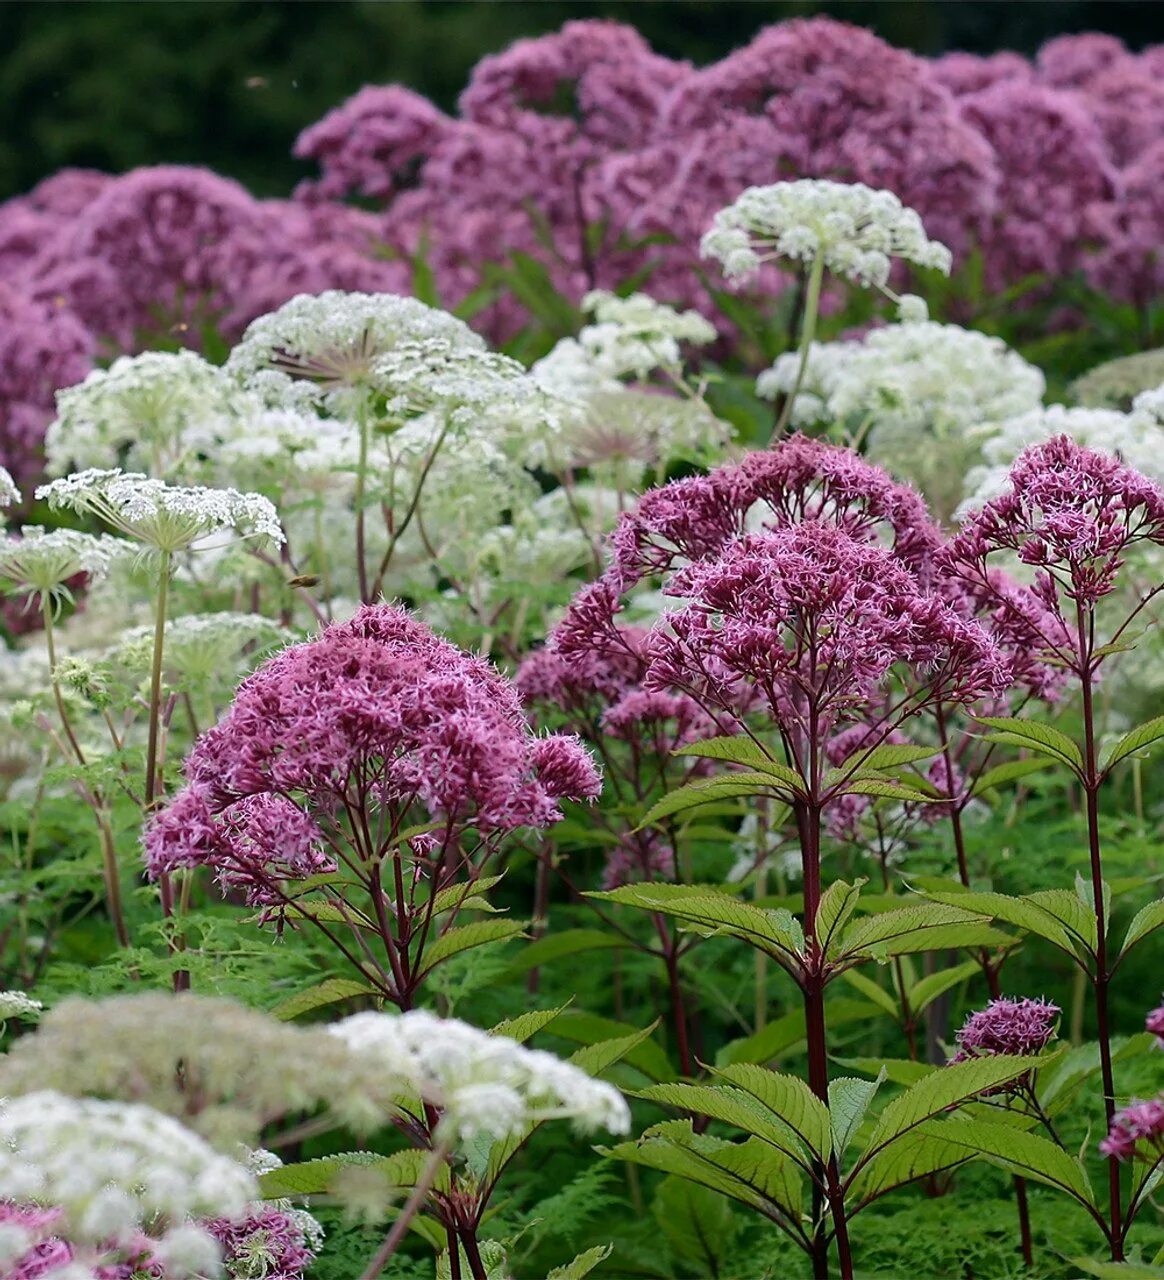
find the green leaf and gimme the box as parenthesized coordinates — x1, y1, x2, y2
(815, 879, 864, 956)
(674, 736, 805, 794)
(603, 1121, 803, 1226)
(588, 883, 804, 965)
(716, 999, 882, 1067)
(712, 1062, 833, 1160)
(908, 959, 982, 1015)
(856, 1054, 1052, 1169)
(546, 1246, 613, 1280)
(923, 889, 1086, 962)
(834, 1057, 935, 1088)
(838, 743, 942, 772)
(970, 758, 1054, 796)
(848, 1127, 971, 1202)
(278, 898, 374, 929)
(490, 1005, 566, 1044)
(839, 970, 901, 1019)
(924, 1117, 1094, 1204)
(271, 978, 377, 1021)
(1121, 898, 1164, 958)
(507, 928, 625, 973)
(429, 874, 505, 915)
(652, 1174, 737, 1273)
(841, 778, 939, 803)
(416, 919, 526, 977)
(839, 903, 995, 960)
(1102, 715, 1164, 772)
(550, 1012, 673, 1082)
(974, 715, 1084, 771)
(636, 775, 772, 829)
(1071, 1260, 1164, 1279)
(259, 1149, 437, 1198)
(830, 1072, 885, 1159)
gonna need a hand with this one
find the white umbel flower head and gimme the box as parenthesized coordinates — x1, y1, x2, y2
(578, 290, 717, 380)
(1133, 384, 1164, 423)
(46, 350, 257, 479)
(36, 470, 283, 553)
(0, 991, 42, 1023)
(0, 1092, 253, 1251)
(0, 526, 130, 606)
(0, 467, 19, 512)
(330, 1010, 631, 1145)
(702, 180, 953, 288)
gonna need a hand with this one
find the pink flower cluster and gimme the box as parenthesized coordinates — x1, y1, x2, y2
(0, 1201, 162, 1279)
(1100, 1099, 1164, 1161)
(952, 996, 1061, 1059)
(204, 1205, 317, 1279)
(145, 605, 600, 908)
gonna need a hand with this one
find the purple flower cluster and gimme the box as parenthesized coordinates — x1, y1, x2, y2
(953, 996, 1061, 1060)
(205, 1204, 317, 1279)
(145, 604, 600, 909)
(0, 1201, 162, 1279)
(1100, 1099, 1164, 1161)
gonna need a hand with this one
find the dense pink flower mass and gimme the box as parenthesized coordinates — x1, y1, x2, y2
(0, 1202, 161, 1279)
(145, 605, 600, 904)
(1100, 1098, 1164, 1161)
(205, 1205, 316, 1279)
(953, 996, 1061, 1059)
(944, 437, 1164, 614)
(1146, 997, 1164, 1047)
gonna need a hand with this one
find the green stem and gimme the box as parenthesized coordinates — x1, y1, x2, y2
(774, 254, 826, 439)
(355, 400, 371, 604)
(144, 550, 171, 810)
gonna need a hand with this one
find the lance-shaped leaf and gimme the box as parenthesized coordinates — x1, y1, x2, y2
(711, 1063, 833, 1161)
(852, 1053, 1053, 1179)
(490, 1005, 567, 1044)
(589, 883, 804, 967)
(259, 1149, 439, 1198)
(834, 1058, 934, 1088)
(838, 971, 900, 1020)
(838, 903, 998, 962)
(830, 1072, 885, 1159)
(429, 874, 505, 916)
(815, 879, 864, 957)
(1072, 1259, 1164, 1279)
(973, 716, 1083, 773)
(922, 889, 1088, 963)
(673, 736, 807, 794)
(921, 1117, 1095, 1205)
(1102, 715, 1164, 774)
(848, 1127, 972, 1204)
(602, 1120, 804, 1229)
(969, 758, 1053, 798)
(636, 774, 777, 830)
(836, 743, 942, 773)
(841, 778, 939, 803)
(1119, 899, 1164, 961)
(272, 977, 377, 1021)
(908, 959, 982, 1016)
(415, 919, 526, 977)
(546, 1246, 614, 1280)
(507, 928, 626, 973)
(550, 1013, 673, 1082)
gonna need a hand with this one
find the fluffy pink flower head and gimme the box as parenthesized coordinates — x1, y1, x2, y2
(643, 521, 1007, 736)
(145, 605, 600, 902)
(205, 1205, 316, 1280)
(608, 435, 942, 592)
(931, 51, 1033, 97)
(1087, 138, 1164, 308)
(1146, 997, 1164, 1048)
(953, 996, 1060, 1059)
(1101, 1097, 1164, 1161)
(944, 436, 1164, 611)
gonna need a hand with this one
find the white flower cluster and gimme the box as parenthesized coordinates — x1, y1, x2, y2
(1133, 384, 1164, 423)
(0, 991, 42, 1022)
(0, 1092, 254, 1273)
(575, 289, 717, 381)
(105, 612, 290, 689)
(46, 350, 256, 479)
(37, 470, 284, 553)
(0, 466, 19, 511)
(958, 402, 1164, 516)
(330, 1010, 631, 1145)
(0, 526, 130, 601)
(701, 179, 953, 288)
(225, 290, 485, 413)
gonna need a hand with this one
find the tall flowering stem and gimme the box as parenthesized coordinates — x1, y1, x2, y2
(943, 435, 1164, 1260)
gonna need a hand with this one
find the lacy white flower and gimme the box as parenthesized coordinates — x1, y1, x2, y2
(577, 290, 717, 380)
(1133, 385, 1164, 423)
(225, 290, 485, 412)
(1070, 350, 1164, 411)
(0, 1092, 253, 1252)
(330, 1009, 631, 1145)
(958, 403, 1164, 516)
(0, 991, 42, 1023)
(46, 350, 257, 479)
(0, 526, 130, 605)
(701, 179, 953, 287)
(37, 470, 284, 553)
(0, 466, 18, 511)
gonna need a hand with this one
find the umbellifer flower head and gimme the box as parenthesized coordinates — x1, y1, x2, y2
(701, 179, 953, 288)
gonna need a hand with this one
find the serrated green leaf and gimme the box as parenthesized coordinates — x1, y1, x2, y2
(923, 889, 1084, 961)
(923, 1117, 1094, 1204)
(416, 919, 526, 977)
(271, 978, 377, 1021)
(974, 716, 1083, 771)
(1072, 1259, 1164, 1279)
(970, 758, 1054, 796)
(712, 1062, 832, 1160)
(636, 776, 772, 829)
(1121, 898, 1164, 959)
(550, 1012, 673, 1082)
(674, 735, 806, 793)
(848, 1127, 972, 1202)
(815, 879, 864, 956)
(546, 1245, 613, 1280)
(490, 1005, 566, 1044)
(278, 897, 374, 929)
(258, 1149, 437, 1198)
(429, 874, 505, 916)
(838, 743, 942, 773)
(839, 903, 993, 960)
(855, 1054, 1052, 1170)
(830, 1072, 884, 1159)
(507, 928, 625, 973)
(842, 778, 939, 803)
(1102, 715, 1164, 772)
(588, 883, 804, 965)
(839, 970, 900, 1019)
(907, 959, 982, 1015)
(833, 1057, 935, 1088)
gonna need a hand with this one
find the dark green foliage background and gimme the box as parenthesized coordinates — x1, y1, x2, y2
(2, 0, 1163, 201)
